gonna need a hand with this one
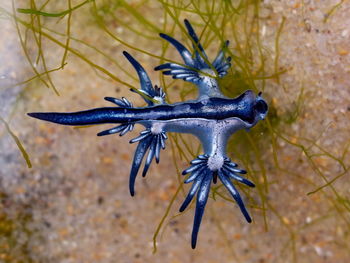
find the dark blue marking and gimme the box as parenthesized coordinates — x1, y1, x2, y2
(129, 135, 153, 196)
(218, 170, 252, 223)
(191, 169, 212, 249)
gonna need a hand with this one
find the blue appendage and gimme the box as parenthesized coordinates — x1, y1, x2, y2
(181, 155, 255, 248)
(128, 128, 167, 196)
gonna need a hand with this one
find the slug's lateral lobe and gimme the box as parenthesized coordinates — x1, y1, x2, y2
(155, 19, 232, 99)
(27, 20, 268, 249)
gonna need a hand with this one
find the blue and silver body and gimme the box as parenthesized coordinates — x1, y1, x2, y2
(28, 20, 268, 249)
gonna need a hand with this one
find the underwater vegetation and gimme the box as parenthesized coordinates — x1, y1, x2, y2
(0, 0, 349, 262)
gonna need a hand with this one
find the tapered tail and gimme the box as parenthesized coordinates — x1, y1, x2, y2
(28, 107, 136, 126)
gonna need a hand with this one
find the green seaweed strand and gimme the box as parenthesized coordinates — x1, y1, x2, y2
(0, 117, 32, 168)
(17, 0, 93, 18)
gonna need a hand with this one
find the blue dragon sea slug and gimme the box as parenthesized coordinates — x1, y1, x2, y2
(28, 19, 268, 249)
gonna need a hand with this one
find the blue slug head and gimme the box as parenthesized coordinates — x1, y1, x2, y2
(225, 90, 268, 125)
(254, 92, 268, 121)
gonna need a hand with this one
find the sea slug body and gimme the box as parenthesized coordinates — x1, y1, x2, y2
(28, 19, 268, 249)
